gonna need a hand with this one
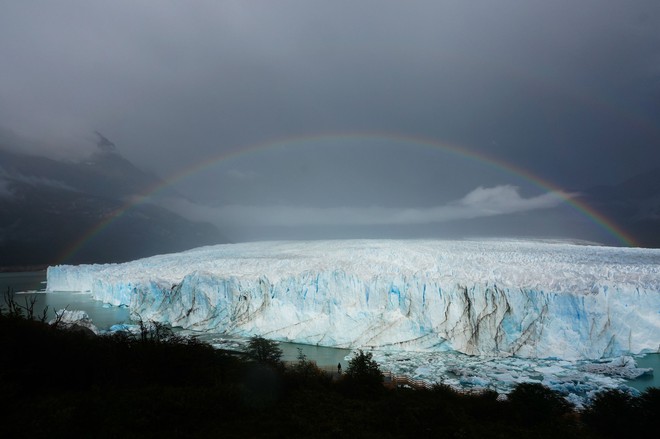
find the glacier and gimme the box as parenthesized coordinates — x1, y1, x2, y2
(46, 239, 660, 361)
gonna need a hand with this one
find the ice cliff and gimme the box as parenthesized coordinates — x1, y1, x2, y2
(47, 240, 660, 360)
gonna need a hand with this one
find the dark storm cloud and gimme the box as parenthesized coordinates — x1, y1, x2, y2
(0, 180, 11, 199)
(0, 0, 658, 240)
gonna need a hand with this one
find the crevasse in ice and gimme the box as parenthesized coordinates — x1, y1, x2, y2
(47, 239, 660, 360)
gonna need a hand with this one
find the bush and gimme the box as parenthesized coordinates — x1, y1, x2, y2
(1, 287, 49, 322)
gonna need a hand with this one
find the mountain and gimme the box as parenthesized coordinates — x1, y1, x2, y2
(0, 141, 226, 269)
(581, 167, 660, 248)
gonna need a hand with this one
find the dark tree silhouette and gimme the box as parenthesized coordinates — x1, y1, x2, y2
(245, 336, 283, 365)
(507, 382, 573, 426)
(342, 349, 384, 397)
(582, 389, 640, 437)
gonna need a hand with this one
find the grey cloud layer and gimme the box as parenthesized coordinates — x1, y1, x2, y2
(165, 185, 567, 227)
(0, 1, 658, 186)
(0, 1, 658, 245)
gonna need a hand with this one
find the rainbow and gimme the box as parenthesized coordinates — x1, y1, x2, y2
(57, 132, 639, 263)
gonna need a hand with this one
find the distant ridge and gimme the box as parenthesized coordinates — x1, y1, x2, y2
(0, 144, 226, 269)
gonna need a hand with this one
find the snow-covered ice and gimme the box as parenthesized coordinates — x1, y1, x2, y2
(49, 309, 99, 334)
(47, 239, 660, 361)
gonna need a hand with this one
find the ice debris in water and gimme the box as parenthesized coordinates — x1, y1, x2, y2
(579, 355, 653, 379)
(367, 349, 651, 408)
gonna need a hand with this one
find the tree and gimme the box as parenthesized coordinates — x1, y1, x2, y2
(582, 389, 639, 437)
(292, 348, 320, 376)
(345, 349, 383, 381)
(507, 382, 573, 426)
(287, 348, 328, 387)
(342, 349, 384, 397)
(245, 336, 283, 365)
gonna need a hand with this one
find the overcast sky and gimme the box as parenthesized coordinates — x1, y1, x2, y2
(1, 1, 659, 243)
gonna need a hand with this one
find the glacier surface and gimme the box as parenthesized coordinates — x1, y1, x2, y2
(47, 239, 660, 360)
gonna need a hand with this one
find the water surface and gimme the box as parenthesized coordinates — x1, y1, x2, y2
(1, 271, 349, 367)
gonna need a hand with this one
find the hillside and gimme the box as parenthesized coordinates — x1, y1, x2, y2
(0, 139, 225, 268)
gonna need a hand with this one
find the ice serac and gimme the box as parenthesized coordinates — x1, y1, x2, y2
(47, 240, 660, 360)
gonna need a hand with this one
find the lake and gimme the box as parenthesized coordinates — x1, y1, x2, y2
(2, 271, 658, 390)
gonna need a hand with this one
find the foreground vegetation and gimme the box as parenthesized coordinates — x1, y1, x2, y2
(1, 292, 658, 438)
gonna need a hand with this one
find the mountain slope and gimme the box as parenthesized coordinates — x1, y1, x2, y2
(0, 144, 226, 269)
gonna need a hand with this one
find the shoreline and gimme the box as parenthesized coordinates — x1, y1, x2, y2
(0, 265, 48, 273)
